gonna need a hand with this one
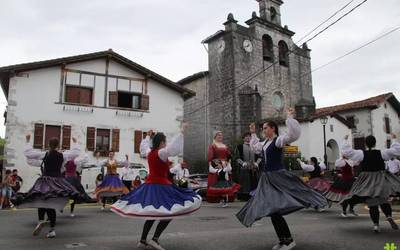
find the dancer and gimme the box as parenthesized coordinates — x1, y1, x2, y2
(235, 132, 261, 201)
(341, 134, 400, 232)
(324, 157, 358, 217)
(297, 157, 331, 194)
(64, 153, 91, 217)
(94, 152, 129, 210)
(207, 131, 240, 207)
(111, 123, 201, 250)
(21, 134, 80, 238)
(236, 108, 327, 250)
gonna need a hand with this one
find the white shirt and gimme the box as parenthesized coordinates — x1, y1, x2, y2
(209, 163, 232, 181)
(140, 133, 184, 162)
(24, 143, 81, 167)
(386, 159, 400, 174)
(170, 164, 190, 180)
(299, 161, 327, 172)
(335, 159, 354, 169)
(341, 138, 400, 163)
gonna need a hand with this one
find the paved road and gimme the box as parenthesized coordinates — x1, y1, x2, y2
(0, 202, 399, 250)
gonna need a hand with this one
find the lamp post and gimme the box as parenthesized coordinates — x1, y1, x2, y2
(320, 116, 328, 169)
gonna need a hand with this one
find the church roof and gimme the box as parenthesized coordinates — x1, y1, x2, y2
(314, 93, 400, 116)
(0, 49, 195, 100)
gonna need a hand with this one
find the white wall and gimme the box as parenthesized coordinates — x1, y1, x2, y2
(371, 102, 400, 150)
(281, 117, 352, 169)
(5, 59, 184, 191)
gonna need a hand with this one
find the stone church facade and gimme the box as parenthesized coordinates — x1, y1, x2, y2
(180, 0, 315, 165)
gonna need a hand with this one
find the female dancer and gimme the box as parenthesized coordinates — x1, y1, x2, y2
(236, 109, 327, 250)
(111, 123, 201, 250)
(94, 152, 129, 210)
(21, 134, 81, 238)
(207, 131, 240, 206)
(341, 134, 400, 232)
(297, 157, 332, 194)
(324, 157, 357, 217)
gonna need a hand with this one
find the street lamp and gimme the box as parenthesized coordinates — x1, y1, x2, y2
(320, 116, 328, 169)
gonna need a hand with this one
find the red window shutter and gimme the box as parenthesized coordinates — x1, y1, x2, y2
(80, 88, 93, 105)
(65, 86, 80, 103)
(112, 129, 120, 152)
(87, 127, 96, 151)
(141, 94, 149, 110)
(134, 130, 142, 154)
(62, 125, 71, 150)
(109, 91, 118, 107)
(33, 123, 44, 149)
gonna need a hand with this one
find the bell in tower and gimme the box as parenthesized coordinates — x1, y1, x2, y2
(257, 0, 283, 26)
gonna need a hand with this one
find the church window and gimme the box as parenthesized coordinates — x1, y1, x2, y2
(272, 92, 284, 110)
(262, 35, 274, 62)
(278, 41, 289, 67)
(270, 7, 277, 21)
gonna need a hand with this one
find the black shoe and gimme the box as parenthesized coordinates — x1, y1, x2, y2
(387, 217, 399, 230)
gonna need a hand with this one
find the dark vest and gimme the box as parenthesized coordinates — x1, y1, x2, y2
(261, 138, 284, 172)
(309, 164, 321, 179)
(360, 150, 385, 172)
(42, 151, 64, 177)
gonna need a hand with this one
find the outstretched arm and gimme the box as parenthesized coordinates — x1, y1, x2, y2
(62, 137, 81, 161)
(297, 159, 315, 172)
(381, 134, 400, 161)
(248, 123, 264, 154)
(140, 135, 152, 158)
(276, 109, 301, 148)
(24, 135, 46, 160)
(341, 135, 364, 163)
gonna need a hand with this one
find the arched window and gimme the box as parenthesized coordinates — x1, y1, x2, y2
(270, 7, 277, 22)
(262, 35, 274, 62)
(278, 40, 289, 67)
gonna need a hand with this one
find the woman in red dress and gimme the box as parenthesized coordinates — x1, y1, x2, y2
(207, 131, 240, 207)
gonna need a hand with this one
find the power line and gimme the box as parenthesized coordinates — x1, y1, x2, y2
(296, 0, 355, 44)
(186, 0, 369, 118)
(311, 26, 400, 74)
(302, 0, 369, 45)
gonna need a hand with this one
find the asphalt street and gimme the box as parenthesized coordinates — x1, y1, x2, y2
(0, 202, 399, 250)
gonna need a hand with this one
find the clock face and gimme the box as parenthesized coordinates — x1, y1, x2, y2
(272, 92, 284, 110)
(243, 39, 253, 52)
(217, 40, 225, 53)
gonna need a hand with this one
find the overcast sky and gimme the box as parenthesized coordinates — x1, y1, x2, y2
(0, 0, 399, 137)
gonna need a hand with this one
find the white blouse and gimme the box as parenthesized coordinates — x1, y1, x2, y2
(140, 133, 183, 162)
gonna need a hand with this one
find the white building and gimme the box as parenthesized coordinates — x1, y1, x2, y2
(315, 93, 400, 152)
(0, 50, 194, 191)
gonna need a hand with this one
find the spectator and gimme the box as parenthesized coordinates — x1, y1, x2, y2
(11, 169, 23, 193)
(1, 170, 15, 209)
(132, 175, 142, 190)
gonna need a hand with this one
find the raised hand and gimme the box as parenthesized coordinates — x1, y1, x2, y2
(390, 133, 397, 139)
(344, 135, 349, 140)
(26, 134, 31, 143)
(72, 137, 77, 143)
(287, 108, 295, 117)
(249, 123, 256, 134)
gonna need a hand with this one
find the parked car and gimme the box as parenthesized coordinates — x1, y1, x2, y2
(128, 163, 148, 181)
(187, 174, 208, 197)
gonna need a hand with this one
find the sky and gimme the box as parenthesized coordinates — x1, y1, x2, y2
(0, 0, 399, 137)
